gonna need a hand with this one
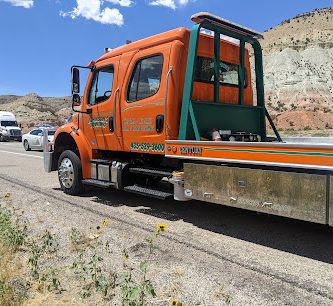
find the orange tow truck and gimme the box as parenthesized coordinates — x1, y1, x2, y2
(44, 13, 333, 227)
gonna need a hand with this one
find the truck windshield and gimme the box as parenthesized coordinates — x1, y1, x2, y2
(0, 121, 18, 127)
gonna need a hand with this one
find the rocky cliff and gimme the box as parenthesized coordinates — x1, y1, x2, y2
(0, 93, 71, 132)
(261, 7, 333, 134)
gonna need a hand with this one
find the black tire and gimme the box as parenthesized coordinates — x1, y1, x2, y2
(23, 140, 31, 151)
(58, 150, 84, 195)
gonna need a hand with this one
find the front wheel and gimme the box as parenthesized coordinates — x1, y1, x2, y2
(58, 150, 84, 195)
(23, 140, 31, 151)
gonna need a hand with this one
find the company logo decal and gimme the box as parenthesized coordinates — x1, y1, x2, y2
(179, 146, 202, 156)
(88, 117, 108, 128)
(123, 118, 154, 132)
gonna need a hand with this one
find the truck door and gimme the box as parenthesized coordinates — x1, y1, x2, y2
(120, 45, 171, 154)
(82, 56, 120, 151)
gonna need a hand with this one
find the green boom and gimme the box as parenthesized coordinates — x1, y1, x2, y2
(178, 18, 281, 142)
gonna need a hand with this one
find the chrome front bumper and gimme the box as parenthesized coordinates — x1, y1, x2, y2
(43, 151, 54, 173)
(43, 129, 54, 173)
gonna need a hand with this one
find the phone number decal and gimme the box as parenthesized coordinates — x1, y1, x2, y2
(130, 142, 165, 153)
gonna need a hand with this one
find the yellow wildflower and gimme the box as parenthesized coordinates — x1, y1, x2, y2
(157, 224, 168, 232)
(171, 301, 182, 306)
(4, 193, 11, 198)
(102, 218, 110, 227)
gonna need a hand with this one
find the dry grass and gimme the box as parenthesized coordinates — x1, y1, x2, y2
(0, 243, 27, 306)
(214, 285, 231, 305)
(22, 293, 86, 306)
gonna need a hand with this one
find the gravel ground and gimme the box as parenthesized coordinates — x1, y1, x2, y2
(1, 143, 333, 305)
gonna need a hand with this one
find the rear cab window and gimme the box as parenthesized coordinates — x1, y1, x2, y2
(195, 56, 247, 87)
(127, 55, 164, 102)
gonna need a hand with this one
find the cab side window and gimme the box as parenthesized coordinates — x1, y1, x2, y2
(89, 66, 114, 105)
(127, 55, 163, 102)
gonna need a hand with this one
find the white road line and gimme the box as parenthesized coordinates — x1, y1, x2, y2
(0, 150, 43, 159)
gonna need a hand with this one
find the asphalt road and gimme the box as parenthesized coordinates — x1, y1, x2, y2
(0, 141, 333, 305)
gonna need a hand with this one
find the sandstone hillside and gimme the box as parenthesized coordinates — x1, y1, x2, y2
(261, 7, 333, 134)
(0, 93, 71, 133)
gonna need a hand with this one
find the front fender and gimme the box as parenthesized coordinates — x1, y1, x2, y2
(53, 125, 93, 178)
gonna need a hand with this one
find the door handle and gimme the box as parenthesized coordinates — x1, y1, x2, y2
(109, 117, 114, 132)
(156, 114, 164, 133)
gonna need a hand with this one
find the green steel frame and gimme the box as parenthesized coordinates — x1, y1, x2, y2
(178, 20, 282, 142)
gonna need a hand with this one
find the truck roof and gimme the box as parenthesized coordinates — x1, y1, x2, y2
(191, 12, 263, 39)
(0, 111, 15, 119)
(96, 26, 247, 64)
(97, 27, 190, 63)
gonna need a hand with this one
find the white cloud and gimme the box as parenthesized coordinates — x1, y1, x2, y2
(200, 28, 214, 36)
(150, 0, 175, 10)
(178, 0, 189, 5)
(1, 0, 33, 8)
(60, 0, 124, 26)
(106, 0, 133, 7)
(149, 0, 189, 10)
(221, 34, 240, 45)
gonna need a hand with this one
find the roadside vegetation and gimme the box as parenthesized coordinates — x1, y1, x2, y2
(0, 193, 28, 306)
(0, 193, 197, 306)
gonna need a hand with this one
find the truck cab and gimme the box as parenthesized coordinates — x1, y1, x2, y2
(0, 111, 22, 142)
(70, 26, 256, 154)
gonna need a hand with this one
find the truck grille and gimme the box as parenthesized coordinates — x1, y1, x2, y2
(9, 130, 21, 136)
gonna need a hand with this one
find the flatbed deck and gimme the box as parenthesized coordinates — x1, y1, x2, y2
(165, 140, 333, 172)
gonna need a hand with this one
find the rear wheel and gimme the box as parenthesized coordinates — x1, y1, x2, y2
(0, 135, 4, 142)
(23, 140, 31, 151)
(58, 150, 83, 195)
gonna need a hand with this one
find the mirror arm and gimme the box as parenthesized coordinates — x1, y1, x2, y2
(71, 105, 92, 115)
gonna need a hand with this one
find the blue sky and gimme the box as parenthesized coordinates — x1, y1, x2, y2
(0, 0, 331, 97)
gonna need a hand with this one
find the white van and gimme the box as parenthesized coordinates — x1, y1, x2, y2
(0, 111, 22, 142)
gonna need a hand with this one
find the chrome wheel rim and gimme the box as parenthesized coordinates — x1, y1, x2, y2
(24, 141, 29, 150)
(58, 157, 74, 189)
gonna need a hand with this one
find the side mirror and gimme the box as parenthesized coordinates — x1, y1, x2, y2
(72, 68, 80, 94)
(72, 93, 81, 107)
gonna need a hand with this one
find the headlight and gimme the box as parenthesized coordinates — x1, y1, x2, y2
(2, 129, 8, 135)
